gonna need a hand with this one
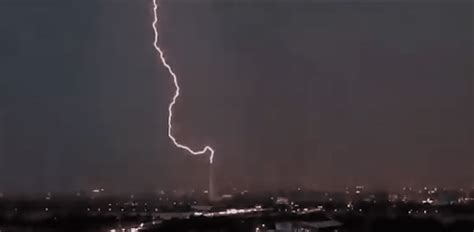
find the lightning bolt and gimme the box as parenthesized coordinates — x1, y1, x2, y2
(152, 0, 215, 164)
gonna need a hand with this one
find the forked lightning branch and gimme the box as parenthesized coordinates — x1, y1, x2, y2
(152, 0, 216, 164)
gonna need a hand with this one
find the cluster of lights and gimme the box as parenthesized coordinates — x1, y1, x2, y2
(195, 207, 267, 217)
(110, 223, 145, 232)
(293, 206, 324, 215)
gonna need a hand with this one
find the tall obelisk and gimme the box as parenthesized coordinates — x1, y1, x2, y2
(209, 163, 217, 202)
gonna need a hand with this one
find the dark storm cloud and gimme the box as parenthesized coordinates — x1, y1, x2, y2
(0, 0, 472, 193)
(150, 0, 473, 191)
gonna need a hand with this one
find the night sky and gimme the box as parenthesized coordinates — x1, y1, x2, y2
(0, 0, 472, 194)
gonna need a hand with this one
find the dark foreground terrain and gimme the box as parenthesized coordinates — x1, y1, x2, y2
(0, 189, 473, 232)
